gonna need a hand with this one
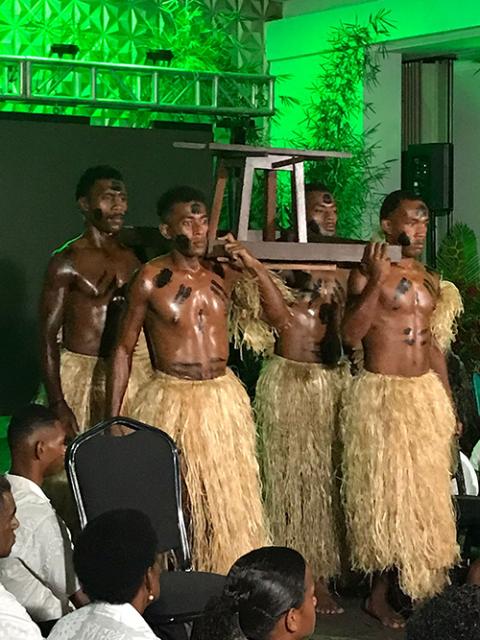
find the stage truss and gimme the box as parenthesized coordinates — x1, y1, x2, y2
(0, 55, 275, 118)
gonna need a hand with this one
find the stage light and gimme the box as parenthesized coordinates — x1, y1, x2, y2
(146, 49, 174, 66)
(50, 44, 80, 58)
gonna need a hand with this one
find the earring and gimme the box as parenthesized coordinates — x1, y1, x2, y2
(148, 593, 154, 601)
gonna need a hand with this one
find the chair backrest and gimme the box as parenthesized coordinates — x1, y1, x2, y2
(66, 417, 191, 569)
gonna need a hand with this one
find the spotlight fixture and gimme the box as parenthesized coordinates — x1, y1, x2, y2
(50, 43, 80, 58)
(146, 49, 174, 66)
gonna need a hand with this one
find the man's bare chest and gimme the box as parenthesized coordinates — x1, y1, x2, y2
(379, 268, 437, 314)
(72, 252, 136, 298)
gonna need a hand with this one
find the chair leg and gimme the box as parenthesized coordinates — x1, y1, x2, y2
(293, 161, 307, 242)
(238, 157, 255, 241)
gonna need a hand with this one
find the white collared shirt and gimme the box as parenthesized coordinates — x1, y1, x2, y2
(0, 582, 43, 639)
(0, 474, 79, 621)
(48, 602, 159, 640)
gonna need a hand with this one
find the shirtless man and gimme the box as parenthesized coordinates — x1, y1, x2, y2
(341, 190, 462, 627)
(254, 184, 349, 615)
(107, 185, 287, 574)
(40, 165, 150, 436)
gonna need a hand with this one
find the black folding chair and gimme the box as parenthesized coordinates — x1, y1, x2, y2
(66, 417, 225, 632)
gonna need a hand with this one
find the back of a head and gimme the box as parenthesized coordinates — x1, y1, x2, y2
(380, 189, 424, 221)
(8, 404, 58, 453)
(75, 165, 123, 200)
(198, 547, 306, 640)
(157, 185, 207, 223)
(406, 585, 480, 640)
(305, 182, 331, 195)
(74, 509, 158, 604)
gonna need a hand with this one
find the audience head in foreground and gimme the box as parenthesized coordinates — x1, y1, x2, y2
(199, 546, 316, 640)
(406, 584, 480, 640)
(0, 475, 18, 557)
(48, 509, 161, 640)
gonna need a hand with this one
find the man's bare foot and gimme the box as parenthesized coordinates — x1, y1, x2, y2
(364, 597, 405, 629)
(315, 579, 344, 614)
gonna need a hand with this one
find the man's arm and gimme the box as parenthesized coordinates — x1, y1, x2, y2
(342, 243, 390, 347)
(106, 267, 150, 417)
(39, 254, 78, 436)
(223, 235, 293, 332)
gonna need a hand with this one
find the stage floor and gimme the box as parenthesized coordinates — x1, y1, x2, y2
(314, 598, 405, 640)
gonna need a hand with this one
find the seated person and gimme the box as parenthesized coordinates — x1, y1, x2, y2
(195, 546, 316, 640)
(49, 509, 161, 640)
(0, 473, 43, 639)
(0, 404, 84, 622)
(406, 584, 480, 640)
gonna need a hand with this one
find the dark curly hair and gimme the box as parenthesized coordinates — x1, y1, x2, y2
(406, 585, 480, 640)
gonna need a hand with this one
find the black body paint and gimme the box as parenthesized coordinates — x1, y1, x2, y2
(403, 338, 415, 346)
(154, 268, 173, 288)
(210, 279, 228, 302)
(395, 277, 412, 297)
(173, 284, 192, 304)
(403, 327, 412, 335)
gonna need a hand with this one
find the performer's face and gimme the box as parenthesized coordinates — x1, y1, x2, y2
(160, 200, 209, 257)
(79, 178, 128, 235)
(0, 491, 19, 558)
(381, 199, 429, 258)
(41, 421, 68, 477)
(306, 190, 337, 237)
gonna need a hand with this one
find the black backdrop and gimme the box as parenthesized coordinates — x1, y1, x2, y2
(0, 116, 212, 413)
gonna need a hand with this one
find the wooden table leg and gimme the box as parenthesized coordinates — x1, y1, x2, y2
(264, 170, 277, 241)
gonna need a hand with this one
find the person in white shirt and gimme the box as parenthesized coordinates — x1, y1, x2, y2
(0, 473, 44, 639)
(49, 509, 162, 640)
(0, 404, 86, 625)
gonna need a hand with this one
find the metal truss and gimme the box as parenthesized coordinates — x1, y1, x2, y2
(0, 55, 275, 117)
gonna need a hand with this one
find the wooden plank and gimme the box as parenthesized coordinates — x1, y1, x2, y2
(209, 240, 402, 263)
(173, 141, 352, 159)
(293, 162, 307, 242)
(237, 157, 255, 241)
(208, 159, 228, 241)
(264, 170, 277, 241)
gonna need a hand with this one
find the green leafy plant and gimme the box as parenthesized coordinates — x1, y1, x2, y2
(292, 9, 396, 239)
(437, 223, 480, 372)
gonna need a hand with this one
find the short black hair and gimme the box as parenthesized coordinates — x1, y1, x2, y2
(156, 185, 207, 222)
(0, 475, 11, 509)
(380, 189, 425, 221)
(406, 585, 480, 640)
(74, 509, 159, 604)
(305, 182, 331, 194)
(75, 165, 124, 200)
(8, 404, 59, 452)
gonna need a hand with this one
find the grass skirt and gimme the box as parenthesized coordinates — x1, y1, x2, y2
(255, 355, 350, 579)
(129, 368, 269, 574)
(341, 370, 458, 600)
(59, 330, 152, 431)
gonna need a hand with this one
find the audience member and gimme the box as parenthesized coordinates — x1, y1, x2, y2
(0, 404, 84, 624)
(49, 509, 161, 640)
(406, 584, 480, 640)
(195, 546, 316, 640)
(0, 474, 44, 639)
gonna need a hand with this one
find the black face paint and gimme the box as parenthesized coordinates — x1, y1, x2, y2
(307, 219, 321, 235)
(173, 284, 192, 304)
(191, 202, 201, 214)
(397, 231, 411, 247)
(322, 193, 333, 204)
(175, 234, 191, 252)
(93, 208, 103, 221)
(110, 179, 123, 191)
(213, 263, 225, 279)
(154, 268, 173, 288)
(395, 277, 412, 297)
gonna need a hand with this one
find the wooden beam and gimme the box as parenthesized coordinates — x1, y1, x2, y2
(209, 240, 402, 263)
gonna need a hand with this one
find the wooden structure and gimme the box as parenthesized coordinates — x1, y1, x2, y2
(174, 141, 402, 265)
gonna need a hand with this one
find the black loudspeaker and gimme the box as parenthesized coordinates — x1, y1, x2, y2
(402, 142, 453, 213)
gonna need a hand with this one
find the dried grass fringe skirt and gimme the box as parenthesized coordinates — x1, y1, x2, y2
(341, 369, 458, 600)
(129, 367, 269, 574)
(255, 354, 350, 580)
